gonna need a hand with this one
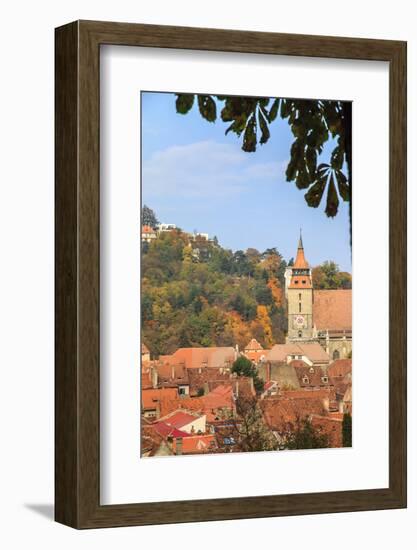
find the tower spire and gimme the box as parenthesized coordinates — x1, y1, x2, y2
(298, 228, 303, 249)
(293, 230, 308, 268)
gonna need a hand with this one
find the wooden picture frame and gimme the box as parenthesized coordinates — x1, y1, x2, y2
(55, 20, 407, 528)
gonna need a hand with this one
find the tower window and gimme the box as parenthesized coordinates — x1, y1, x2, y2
(298, 330, 302, 338)
(299, 293, 301, 300)
(294, 280, 299, 284)
(302, 280, 306, 284)
(299, 302, 301, 312)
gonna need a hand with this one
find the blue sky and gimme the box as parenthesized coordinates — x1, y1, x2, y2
(141, 92, 351, 272)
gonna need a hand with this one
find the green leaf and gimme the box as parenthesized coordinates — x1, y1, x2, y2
(292, 119, 307, 139)
(225, 115, 246, 137)
(220, 99, 234, 122)
(325, 173, 340, 217)
(198, 95, 217, 122)
(330, 145, 344, 170)
(305, 147, 317, 177)
(335, 170, 350, 202)
(268, 98, 280, 122)
(258, 110, 270, 145)
(304, 173, 328, 208)
(242, 115, 257, 152)
(280, 99, 291, 119)
(176, 94, 195, 114)
(296, 169, 311, 190)
(285, 160, 297, 182)
(317, 163, 330, 172)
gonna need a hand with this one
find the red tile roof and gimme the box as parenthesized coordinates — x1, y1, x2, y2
(172, 434, 216, 454)
(141, 371, 153, 390)
(328, 359, 352, 378)
(159, 347, 235, 370)
(141, 387, 177, 410)
(159, 410, 200, 430)
(310, 414, 343, 447)
(142, 225, 156, 233)
(261, 396, 326, 431)
(289, 275, 313, 289)
(243, 350, 269, 362)
(159, 386, 235, 419)
(267, 342, 329, 363)
(294, 245, 309, 269)
(153, 422, 190, 439)
(279, 388, 333, 401)
(289, 361, 332, 389)
(313, 289, 352, 331)
(187, 367, 230, 396)
(244, 338, 263, 351)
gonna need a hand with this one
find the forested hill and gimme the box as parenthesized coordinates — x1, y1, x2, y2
(141, 229, 351, 358)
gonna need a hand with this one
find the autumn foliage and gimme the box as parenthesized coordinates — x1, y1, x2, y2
(142, 229, 288, 356)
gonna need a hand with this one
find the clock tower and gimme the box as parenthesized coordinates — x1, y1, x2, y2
(287, 231, 314, 341)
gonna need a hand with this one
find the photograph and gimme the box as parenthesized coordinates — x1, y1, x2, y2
(140, 92, 352, 457)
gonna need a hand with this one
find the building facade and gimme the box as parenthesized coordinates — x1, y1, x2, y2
(285, 233, 352, 361)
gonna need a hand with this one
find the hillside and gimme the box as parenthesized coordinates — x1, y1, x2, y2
(141, 230, 288, 357)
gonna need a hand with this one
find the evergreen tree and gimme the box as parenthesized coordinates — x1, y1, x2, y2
(142, 205, 159, 228)
(342, 412, 352, 447)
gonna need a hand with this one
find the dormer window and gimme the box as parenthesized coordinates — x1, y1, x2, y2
(322, 376, 329, 384)
(309, 367, 314, 373)
(302, 376, 309, 384)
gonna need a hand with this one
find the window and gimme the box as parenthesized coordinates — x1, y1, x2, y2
(309, 367, 315, 373)
(302, 280, 306, 284)
(299, 293, 301, 300)
(322, 376, 329, 384)
(302, 376, 309, 384)
(299, 302, 302, 312)
(295, 280, 299, 284)
(298, 330, 302, 338)
(333, 350, 340, 360)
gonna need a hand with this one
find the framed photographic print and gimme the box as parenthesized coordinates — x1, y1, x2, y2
(55, 20, 407, 528)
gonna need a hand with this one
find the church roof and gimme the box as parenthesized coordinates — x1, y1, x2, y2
(313, 289, 352, 331)
(266, 342, 329, 364)
(244, 338, 263, 351)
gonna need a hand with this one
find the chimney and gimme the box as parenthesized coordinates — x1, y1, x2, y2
(151, 367, 158, 389)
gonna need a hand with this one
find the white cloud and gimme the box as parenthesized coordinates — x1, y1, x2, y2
(142, 140, 285, 198)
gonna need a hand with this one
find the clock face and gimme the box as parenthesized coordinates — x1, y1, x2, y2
(294, 315, 305, 327)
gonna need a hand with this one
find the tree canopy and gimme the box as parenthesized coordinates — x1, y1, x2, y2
(142, 205, 159, 228)
(312, 261, 352, 289)
(284, 417, 330, 450)
(231, 356, 264, 393)
(142, 228, 288, 356)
